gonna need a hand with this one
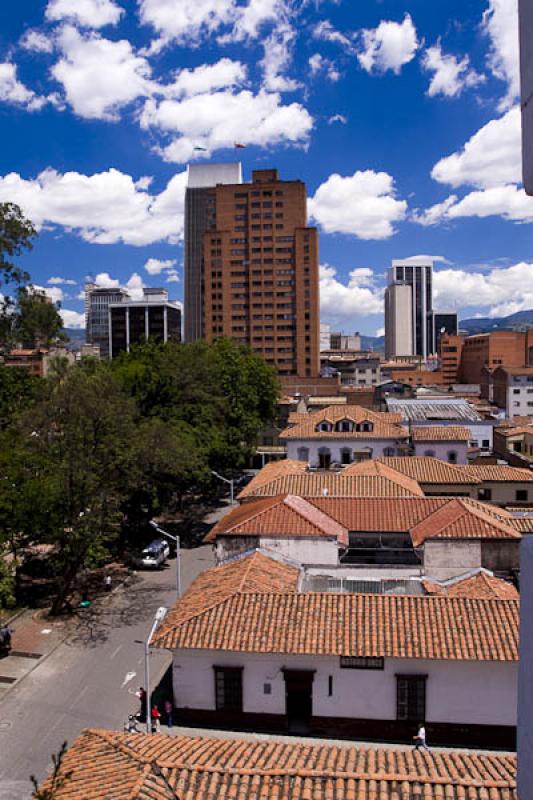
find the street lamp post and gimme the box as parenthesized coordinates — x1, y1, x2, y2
(149, 520, 181, 599)
(211, 470, 235, 505)
(144, 606, 167, 735)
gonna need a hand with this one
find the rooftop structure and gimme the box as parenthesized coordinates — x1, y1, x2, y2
(37, 728, 518, 800)
(386, 398, 483, 423)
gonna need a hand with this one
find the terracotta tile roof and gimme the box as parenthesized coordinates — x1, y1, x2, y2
(152, 553, 519, 661)
(206, 494, 349, 545)
(410, 498, 520, 547)
(38, 728, 517, 800)
(411, 426, 472, 442)
(241, 459, 308, 496)
(464, 465, 533, 482)
(281, 405, 408, 440)
(496, 426, 533, 437)
(508, 516, 533, 533)
(377, 456, 479, 485)
(239, 473, 424, 500)
(424, 571, 519, 600)
(342, 459, 427, 495)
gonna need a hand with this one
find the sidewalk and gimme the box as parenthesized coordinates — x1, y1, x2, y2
(0, 609, 67, 702)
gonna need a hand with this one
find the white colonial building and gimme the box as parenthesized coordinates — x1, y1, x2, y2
(152, 551, 518, 749)
(280, 405, 409, 468)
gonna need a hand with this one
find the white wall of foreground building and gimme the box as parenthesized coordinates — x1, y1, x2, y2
(173, 649, 517, 727)
(518, 537, 533, 797)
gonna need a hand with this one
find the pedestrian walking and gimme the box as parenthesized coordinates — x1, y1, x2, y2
(151, 704, 161, 733)
(164, 699, 173, 728)
(104, 574, 112, 592)
(136, 687, 147, 722)
(413, 723, 429, 751)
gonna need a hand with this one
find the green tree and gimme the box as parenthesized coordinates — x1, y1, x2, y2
(13, 288, 65, 348)
(0, 365, 38, 428)
(17, 362, 138, 614)
(0, 202, 35, 288)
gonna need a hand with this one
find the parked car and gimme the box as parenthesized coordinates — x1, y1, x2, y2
(136, 539, 170, 569)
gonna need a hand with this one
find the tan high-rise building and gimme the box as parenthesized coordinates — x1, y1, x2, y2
(185, 166, 319, 377)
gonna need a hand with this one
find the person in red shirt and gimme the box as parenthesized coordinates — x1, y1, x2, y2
(151, 704, 161, 733)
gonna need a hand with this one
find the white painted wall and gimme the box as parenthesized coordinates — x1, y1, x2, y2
(286, 439, 404, 466)
(518, 537, 533, 797)
(413, 441, 468, 464)
(173, 649, 517, 726)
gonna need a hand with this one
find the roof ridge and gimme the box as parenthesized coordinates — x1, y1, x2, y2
(89, 730, 151, 768)
(457, 499, 520, 536)
(147, 761, 516, 789)
(223, 495, 284, 534)
(283, 494, 347, 537)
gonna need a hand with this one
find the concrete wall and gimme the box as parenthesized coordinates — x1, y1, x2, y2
(423, 540, 482, 580)
(413, 442, 468, 464)
(423, 483, 476, 498)
(214, 535, 339, 566)
(286, 439, 404, 466)
(173, 649, 517, 726)
(476, 482, 533, 506)
(481, 540, 520, 572)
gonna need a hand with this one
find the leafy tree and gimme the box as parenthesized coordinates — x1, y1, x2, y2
(0, 365, 38, 428)
(0, 202, 35, 288)
(12, 288, 65, 348)
(16, 362, 138, 614)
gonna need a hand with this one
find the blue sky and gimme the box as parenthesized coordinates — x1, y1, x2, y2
(0, 0, 531, 335)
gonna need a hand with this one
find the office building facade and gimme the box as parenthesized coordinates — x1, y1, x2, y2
(85, 284, 129, 359)
(185, 165, 320, 377)
(430, 311, 458, 354)
(384, 282, 413, 359)
(385, 259, 433, 360)
(108, 289, 181, 358)
(184, 163, 243, 343)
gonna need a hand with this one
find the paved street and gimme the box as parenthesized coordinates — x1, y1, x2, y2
(0, 545, 214, 800)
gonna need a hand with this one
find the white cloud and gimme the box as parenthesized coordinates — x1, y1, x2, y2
(328, 113, 347, 124)
(447, 185, 533, 223)
(320, 264, 383, 326)
(357, 14, 418, 75)
(422, 43, 485, 98)
(166, 59, 246, 98)
(138, 0, 236, 44)
(224, 0, 279, 42)
(308, 169, 407, 239)
(375, 327, 385, 337)
(431, 106, 521, 189)
(433, 262, 533, 317)
(48, 276, 77, 285)
(165, 270, 180, 283)
(45, 0, 124, 28)
(94, 272, 119, 287)
(482, 0, 519, 109)
(33, 284, 64, 303)
(144, 257, 177, 275)
(313, 20, 354, 51)
(309, 53, 340, 82)
(20, 30, 54, 53)
(61, 309, 85, 328)
(259, 22, 300, 92)
(141, 89, 312, 163)
(125, 272, 145, 299)
(412, 195, 459, 226)
(0, 63, 50, 111)
(52, 26, 152, 120)
(0, 167, 188, 246)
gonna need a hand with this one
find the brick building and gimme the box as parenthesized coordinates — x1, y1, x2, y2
(185, 165, 319, 377)
(460, 330, 533, 385)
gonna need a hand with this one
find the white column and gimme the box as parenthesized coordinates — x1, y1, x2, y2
(126, 307, 130, 353)
(163, 306, 168, 342)
(145, 306, 149, 341)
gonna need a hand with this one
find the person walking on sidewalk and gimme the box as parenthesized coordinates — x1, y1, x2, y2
(164, 699, 173, 728)
(136, 687, 147, 722)
(151, 704, 161, 733)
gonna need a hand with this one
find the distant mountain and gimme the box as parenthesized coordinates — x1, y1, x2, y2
(459, 309, 533, 335)
(360, 334, 385, 352)
(62, 327, 86, 350)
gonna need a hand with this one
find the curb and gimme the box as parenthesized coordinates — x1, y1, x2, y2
(0, 626, 69, 704)
(0, 608, 27, 628)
